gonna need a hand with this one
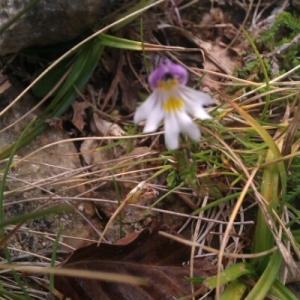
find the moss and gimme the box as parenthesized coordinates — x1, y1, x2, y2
(236, 11, 300, 79)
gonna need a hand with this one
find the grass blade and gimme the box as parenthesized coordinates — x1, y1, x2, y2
(270, 279, 299, 300)
(0, 122, 35, 297)
(199, 263, 256, 288)
(50, 224, 63, 299)
(220, 279, 248, 300)
(245, 251, 282, 300)
(0, 206, 71, 229)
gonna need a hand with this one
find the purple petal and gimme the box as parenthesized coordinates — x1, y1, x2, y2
(148, 58, 188, 89)
(167, 60, 188, 85)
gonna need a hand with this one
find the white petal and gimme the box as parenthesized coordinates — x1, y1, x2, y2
(134, 91, 159, 124)
(179, 85, 214, 105)
(143, 100, 164, 133)
(187, 103, 212, 120)
(177, 86, 213, 119)
(177, 110, 201, 141)
(164, 112, 180, 149)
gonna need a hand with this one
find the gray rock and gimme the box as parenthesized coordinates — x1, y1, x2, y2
(0, 0, 120, 55)
(0, 77, 100, 253)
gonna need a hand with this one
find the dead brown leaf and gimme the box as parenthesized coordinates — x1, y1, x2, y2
(90, 113, 132, 157)
(55, 227, 216, 300)
(45, 117, 64, 130)
(119, 72, 138, 113)
(91, 113, 125, 137)
(71, 100, 90, 132)
(99, 51, 138, 113)
(0, 74, 10, 94)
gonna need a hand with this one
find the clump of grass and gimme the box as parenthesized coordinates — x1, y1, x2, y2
(1, 1, 300, 299)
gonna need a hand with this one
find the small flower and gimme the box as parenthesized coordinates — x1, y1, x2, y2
(134, 58, 214, 149)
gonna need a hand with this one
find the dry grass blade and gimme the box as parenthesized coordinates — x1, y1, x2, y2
(216, 158, 260, 299)
(0, 264, 147, 285)
(1, 1, 300, 298)
(159, 231, 277, 259)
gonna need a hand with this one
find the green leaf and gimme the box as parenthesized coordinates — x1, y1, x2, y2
(270, 279, 299, 300)
(98, 33, 144, 50)
(0, 288, 29, 300)
(43, 40, 96, 114)
(51, 39, 104, 117)
(0, 39, 104, 160)
(0, 206, 71, 228)
(220, 279, 248, 300)
(0, 121, 47, 160)
(50, 224, 64, 299)
(200, 263, 256, 288)
(31, 56, 74, 98)
(0, 119, 36, 225)
(245, 251, 282, 300)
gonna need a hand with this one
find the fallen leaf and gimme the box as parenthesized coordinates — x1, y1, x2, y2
(45, 117, 64, 130)
(0, 75, 11, 94)
(119, 72, 138, 113)
(125, 181, 158, 204)
(71, 100, 90, 132)
(90, 112, 132, 157)
(91, 112, 125, 137)
(55, 227, 216, 300)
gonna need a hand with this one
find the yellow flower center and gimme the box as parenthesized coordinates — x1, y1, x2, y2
(157, 78, 178, 91)
(158, 78, 183, 112)
(163, 96, 184, 112)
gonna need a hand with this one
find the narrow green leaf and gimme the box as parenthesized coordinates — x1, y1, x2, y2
(44, 40, 94, 113)
(50, 224, 63, 300)
(31, 56, 74, 98)
(98, 33, 143, 50)
(51, 40, 104, 117)
(1, 116, 36, 300)
(202, 263, 256, 288)
(241, 28, 270, 121)
(245, 251, 282, 300)
(192, 191, 250, 215)
(0, 206, 71, 228)
(0, 39, 104, 160)
(291, 229, 300, 243)
(220, 279, 248, 300)
(3, 246, 33, 300)
(0, 118, 36, 228)
(253, 148, 280, 270)
(0, 121, 47, 161)
(0, 287, 29, 300)
(226, 99, 286, 199)
(270, 279, 299, 300)
(227, 98, 287, 270)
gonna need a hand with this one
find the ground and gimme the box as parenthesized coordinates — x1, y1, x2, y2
(0, 0, 300, 299)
